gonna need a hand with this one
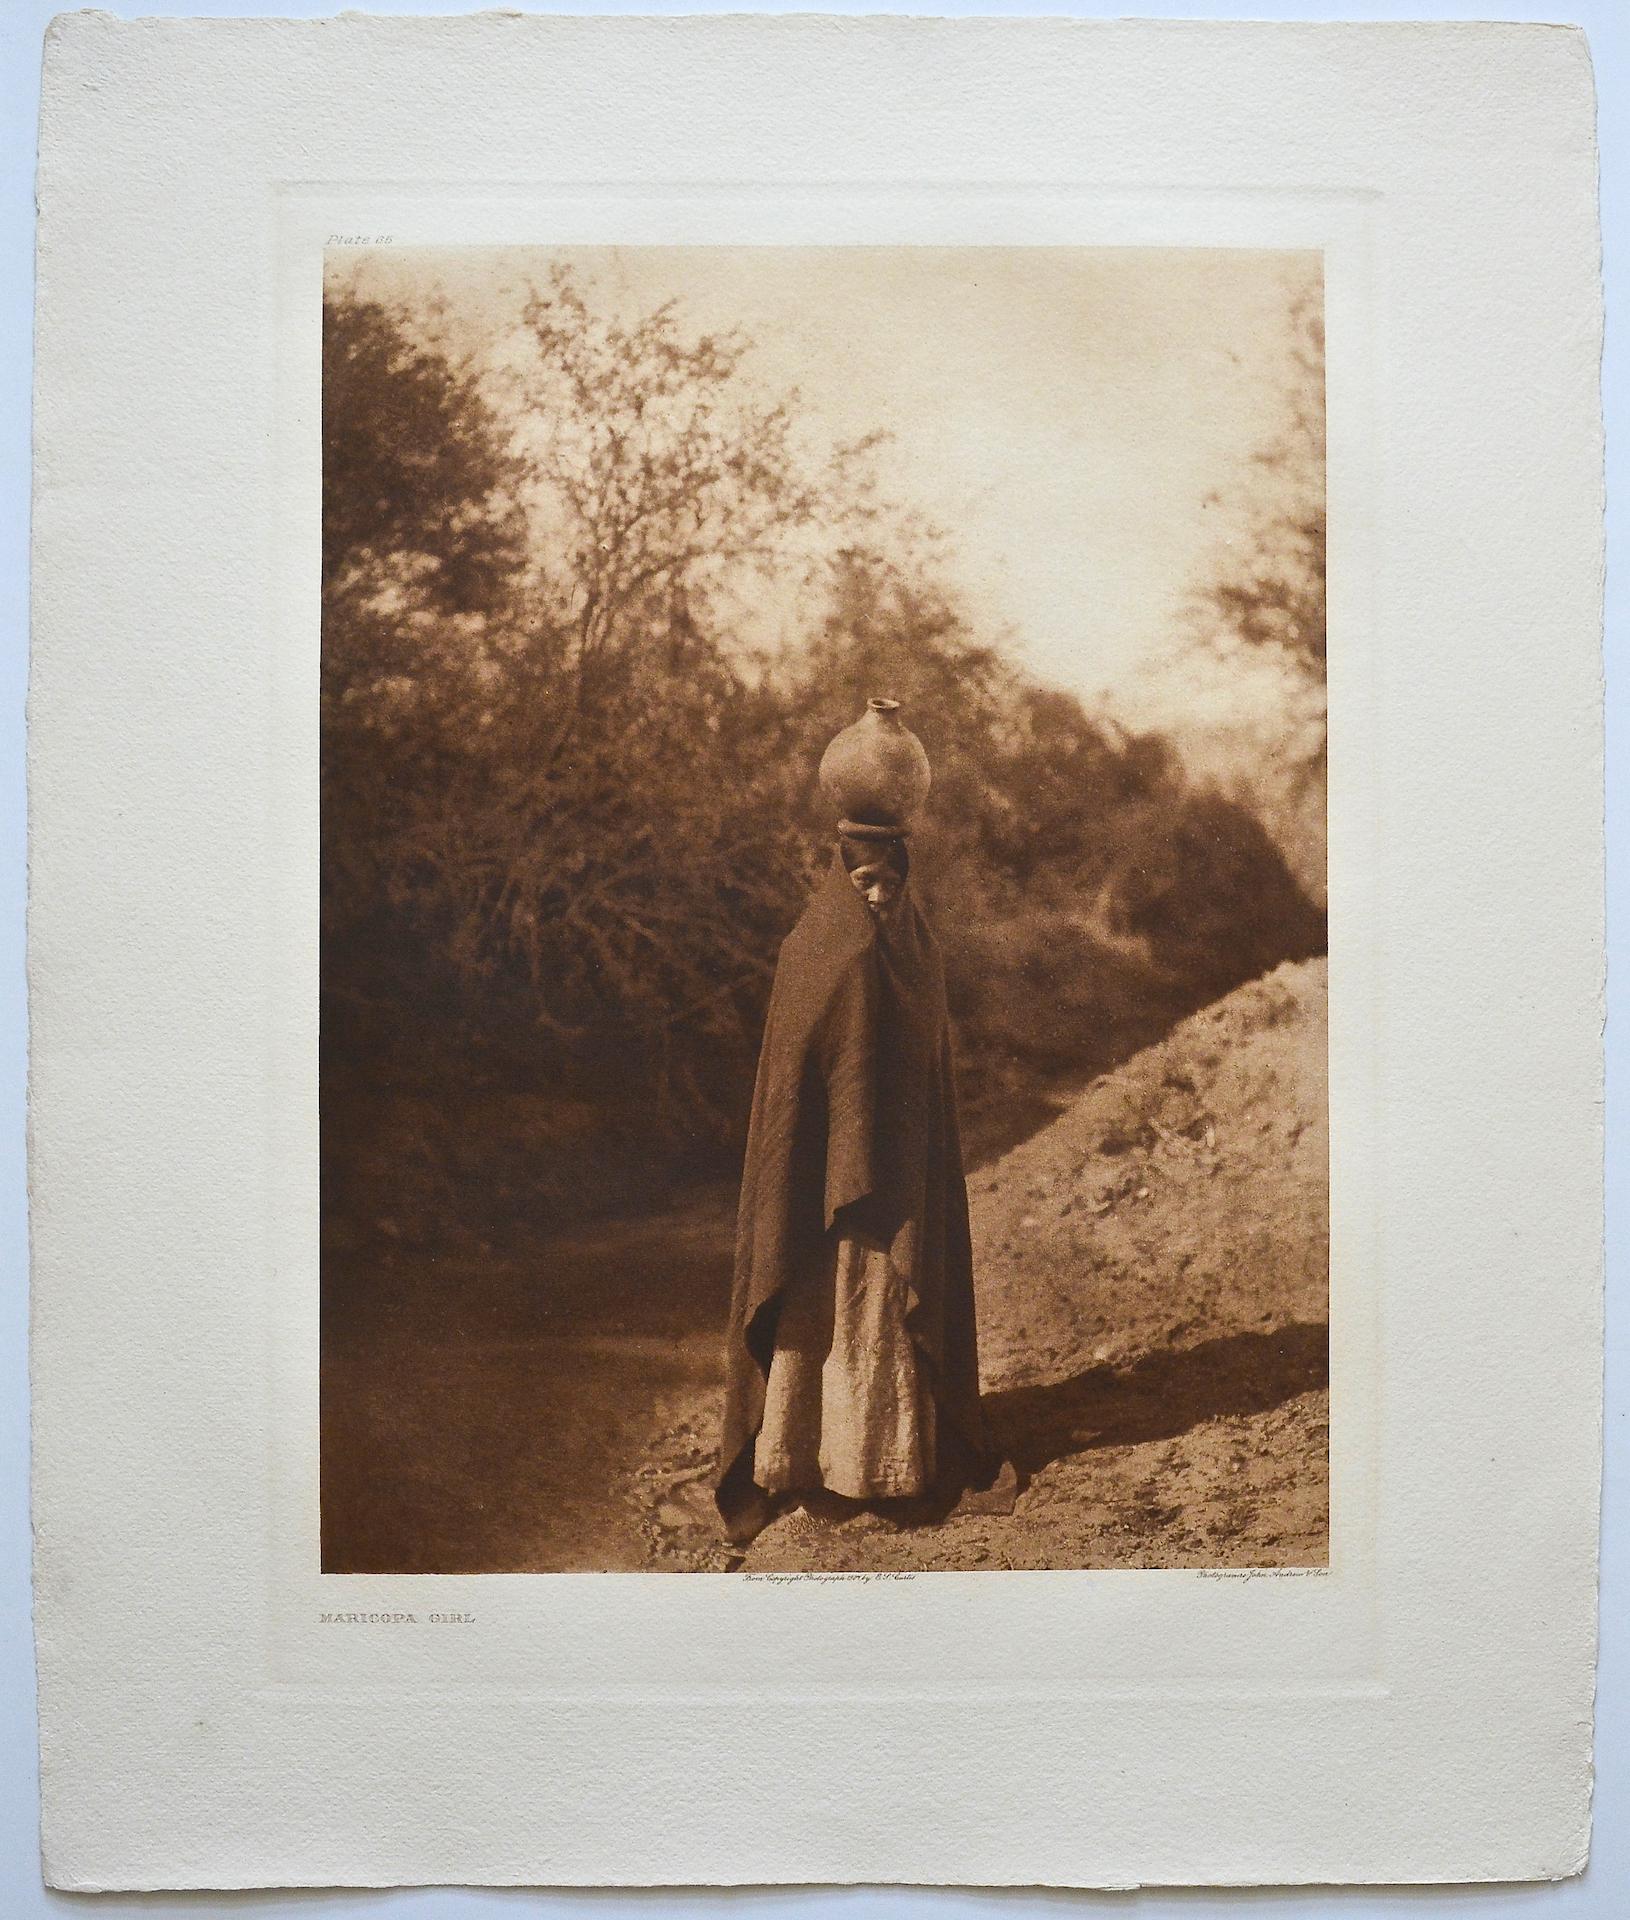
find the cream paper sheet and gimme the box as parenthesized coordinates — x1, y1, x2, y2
(29, 13, 1602, 1890)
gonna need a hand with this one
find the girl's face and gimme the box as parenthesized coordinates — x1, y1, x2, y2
(848, 859, 904, 916)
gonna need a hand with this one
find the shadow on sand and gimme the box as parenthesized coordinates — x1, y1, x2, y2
(983, 1321, 1329, 1476)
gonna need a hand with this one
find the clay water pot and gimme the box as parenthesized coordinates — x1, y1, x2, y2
(818, 697, 932, 834)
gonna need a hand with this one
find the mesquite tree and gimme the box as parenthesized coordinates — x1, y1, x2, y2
(1188, 285, 1327, 776)
(321, 265, 1326, 1239)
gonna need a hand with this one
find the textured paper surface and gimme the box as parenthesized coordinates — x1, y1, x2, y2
(30, 13, 1602, 1890)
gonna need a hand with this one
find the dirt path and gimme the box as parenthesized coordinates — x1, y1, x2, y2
(321, 1190, 735, 1572)
(322, 959, 1328, 1574)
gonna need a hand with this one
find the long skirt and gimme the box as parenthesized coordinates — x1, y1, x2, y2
(752, 1232, 936, 1501)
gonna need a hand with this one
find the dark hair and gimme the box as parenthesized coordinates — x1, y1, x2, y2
(839, 834, 909, 880)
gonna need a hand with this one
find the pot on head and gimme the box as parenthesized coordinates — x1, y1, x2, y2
(818, 697, 932, 838)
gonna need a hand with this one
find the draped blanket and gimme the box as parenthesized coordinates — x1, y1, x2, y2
(715, 849, 995, 1541)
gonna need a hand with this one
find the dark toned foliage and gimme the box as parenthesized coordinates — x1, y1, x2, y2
(321, 274, 1325, 1248)
(323, 295, 529, 618)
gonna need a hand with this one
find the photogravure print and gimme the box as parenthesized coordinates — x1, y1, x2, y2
(320, 245, 1329, 1576)
(26, 13, 1602, 1891)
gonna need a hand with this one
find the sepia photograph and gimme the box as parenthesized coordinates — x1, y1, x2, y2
(25, 7, 1609, 1891)
(319, 244, 1330, 1575)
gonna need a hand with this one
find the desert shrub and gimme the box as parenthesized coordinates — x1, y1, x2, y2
(1178, 281, 1327, 902)
(322, 271, 1325, 1246)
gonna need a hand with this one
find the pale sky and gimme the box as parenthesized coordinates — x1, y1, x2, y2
(332, 245, 1320, 723)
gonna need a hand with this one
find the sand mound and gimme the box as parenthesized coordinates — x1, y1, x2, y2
(971, 954, 1328, 1393)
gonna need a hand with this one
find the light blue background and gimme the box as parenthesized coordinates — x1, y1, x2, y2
(2, 0, 1621, 1911)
